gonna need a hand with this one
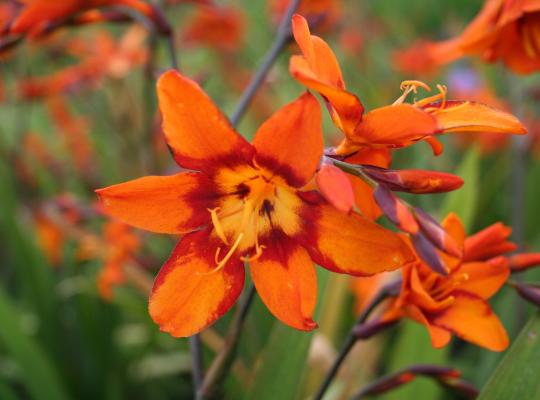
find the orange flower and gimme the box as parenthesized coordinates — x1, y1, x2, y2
(393, 38, 463, 76)
(384, 213, 510, 351)
(19, 27, 147, 99)
(181, 5, 245, 52)
(46, 97, 94, 172)
(33, 211, 66, 266)
(98, 221, 140, 300)
(8, 0, 167, 38)
(289, 14, 526, 157)
(270, 0, 341, 31)
(398, 0, 540, 74)
(96, 70, 414, 337)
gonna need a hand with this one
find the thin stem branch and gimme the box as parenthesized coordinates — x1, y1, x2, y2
(198, 284, 256, 399)
(189, 335, 204, 391)
(314, 282, 400, 400)
(229, 0, 301, 126)
(351, 364, 478, 400)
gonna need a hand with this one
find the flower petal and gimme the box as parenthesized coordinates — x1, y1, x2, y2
(405, 304, 452, 348)
(250, 233, 317, 331)
(431, 101, 527, 135)
(350, 104, 439, 147)
(253, 92, 322, 187)
(149, 229, 245, 337)
(289, 56, 364, 136)
(157, 70, 254, 172)
(291, 14, 345, 89)
(297, 194, 415, 276)
(457, 261, 509, 299)
(96, 173, 214, 234)
(430, 291, 509, 351)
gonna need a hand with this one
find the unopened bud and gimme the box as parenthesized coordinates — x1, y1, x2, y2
(509, 253, 540, 272)
(411, 233, 448, 275)
(373, 186, 418, 234)
(362, 166, 463, 194)
(414, 207, 462, 257)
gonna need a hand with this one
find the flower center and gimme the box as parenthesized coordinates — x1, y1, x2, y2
(204, 164, 301, 273)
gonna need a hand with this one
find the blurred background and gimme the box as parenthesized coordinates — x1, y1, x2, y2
(1, 0, 540, 399)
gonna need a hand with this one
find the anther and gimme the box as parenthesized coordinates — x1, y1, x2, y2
(208, 207, 229, 245)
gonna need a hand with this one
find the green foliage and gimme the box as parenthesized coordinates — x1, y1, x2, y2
(479, 314, 540, 400)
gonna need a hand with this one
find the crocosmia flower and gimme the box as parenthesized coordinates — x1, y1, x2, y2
(96, 70, 414, 337)
(289, 14, 526, 157)
(384, 213, 510, 351)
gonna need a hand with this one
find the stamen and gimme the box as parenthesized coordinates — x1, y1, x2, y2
(203, 232, 245, 275)
(241, 244, 267, 262)
(208, 207, 229, 245)
(393, 80, 431, 105)
(415, 84, 448, 108)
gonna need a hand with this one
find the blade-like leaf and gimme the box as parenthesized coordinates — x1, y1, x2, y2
(0, 288, 69, 400)
(478, 313, 540, 400)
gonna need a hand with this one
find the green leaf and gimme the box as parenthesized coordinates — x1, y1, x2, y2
(440, 146, 480, 230)
(244, 268, 330, 400)
(0, 287, 69, 400)
(478, 313, 540, 400)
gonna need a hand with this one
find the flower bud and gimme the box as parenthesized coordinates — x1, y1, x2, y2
(414, 207, 462, 257)
(509, 253, 540, 272)
(373, 186, 418, 234)
(362, 166, 463, 194)
(411, 233, 448, 275)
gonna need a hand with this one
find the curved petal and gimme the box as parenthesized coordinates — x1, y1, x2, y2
(250, 233, 317, 331)
(289, 56, 364, 135)
(352, 104, 439, 146)
(157, 70, 254, 172)
(96, 173, 215, 234)
(349, 176, 382, 220)
(430, 291, 509, 351)
(431, 101, 526, 135)
(291, 14, 344, 88)
(253, 92, 323, 188)
(457, 261, 509, 299)
(441, 212, 466, 249)
(405, 304, 452, 348)
(10, 1, 80, 34)
(149, 229, 245, 337)
(296, 194, 415, 276)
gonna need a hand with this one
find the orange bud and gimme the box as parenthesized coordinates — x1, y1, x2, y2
(373, 186, 419, 234)
(316, 162, 355, 212)
(509, 253, 540, 272)
(363, 166, 463, 194)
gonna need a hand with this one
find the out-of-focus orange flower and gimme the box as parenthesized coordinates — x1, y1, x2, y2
(96, 70, 414, 337)
(46, 97, 94, 171)
(270, 0, 341, 31)
(393, 38, 463, 76)
(98, 221, 140, 300)
(290, 14, 527, 158)
(384, 213, 510, 351)
(7, 0, 167, 38)
(34, 211, 66, 266)
(398, 0, 540, 75)
(181, 5, 244, 52)
(339, 26, 364, 56)
(19, 26, 147, 99)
